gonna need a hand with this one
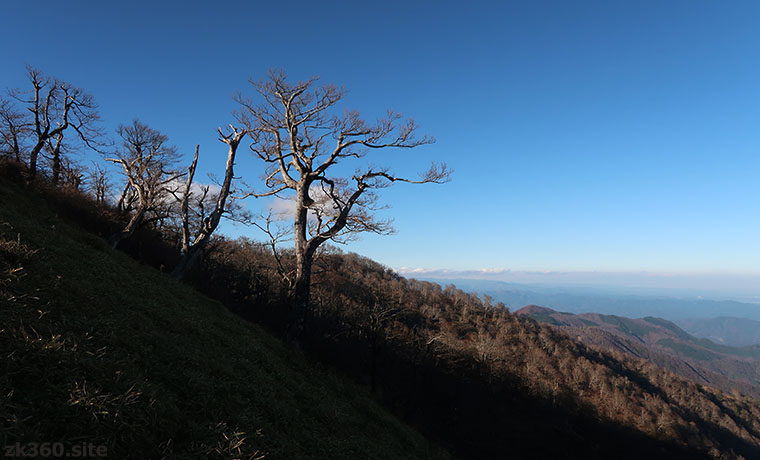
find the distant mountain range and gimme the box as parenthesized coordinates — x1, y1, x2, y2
(515, 305, 760, 398)
(425, 278, 760, 322)
(675, 316, 760, 347)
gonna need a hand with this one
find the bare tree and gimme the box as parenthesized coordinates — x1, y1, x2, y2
(251, 210, 296, 289)
(236, 70, 451, 340)
(0, 97, 30, 162)
(56, 156, 86, 190)
(86, 161, 111, 206)
(9, 67, 103, 181)
(44, 130, 86, 186)
(171, 125, 248, 279)
(45, 130, 65, 184)
(106, 120, 182, 249)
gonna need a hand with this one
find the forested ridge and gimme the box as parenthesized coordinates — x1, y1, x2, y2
(515, 306, 760, 400)
(2, 159, 760, 459)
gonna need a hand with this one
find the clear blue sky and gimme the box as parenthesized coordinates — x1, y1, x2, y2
(2, 1, 759, 282)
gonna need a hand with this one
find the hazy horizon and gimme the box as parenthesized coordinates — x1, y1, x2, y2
(396, 267, 760, 303)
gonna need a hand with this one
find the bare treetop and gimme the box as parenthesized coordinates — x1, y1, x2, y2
(110, 119, 180, 185)
(238, 71, 442, 179)
(12, 67, 103, 143)
(105, 120, 182, 248)
(235, 69, 451, 341)
(5, 66, 105, 180)
(236, 70, 448, 234)
(0, 97, 30, 161)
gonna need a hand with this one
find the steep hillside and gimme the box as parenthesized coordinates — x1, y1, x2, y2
(4, 167, 760, 459)
(292, 270, 760, 459)
(0, 180, 447, 459)
(515, 306, 760, 398)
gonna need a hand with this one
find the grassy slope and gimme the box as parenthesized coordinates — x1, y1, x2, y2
(0, 180, 447, 459)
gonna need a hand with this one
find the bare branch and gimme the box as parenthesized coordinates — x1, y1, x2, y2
(172, 125, 250, 279)
(107, 120, 181, 248)
(7, 67, 106, 179)
(235, 69, 450, 341)
(252, 210, 295, 288)
(179, 144, 200, 255)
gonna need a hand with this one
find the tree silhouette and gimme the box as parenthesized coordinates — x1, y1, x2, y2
(236, 70, 450, 340)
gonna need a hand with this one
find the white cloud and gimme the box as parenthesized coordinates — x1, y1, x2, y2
(163, 178, 221, 208)
(265, 186, 339, 222)
(268, 196, 295, 220)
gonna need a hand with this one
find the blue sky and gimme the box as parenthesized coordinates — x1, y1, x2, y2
(2, 1, 759, 289)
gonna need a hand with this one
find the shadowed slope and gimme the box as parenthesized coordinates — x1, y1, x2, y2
(0, 178, 448, 459)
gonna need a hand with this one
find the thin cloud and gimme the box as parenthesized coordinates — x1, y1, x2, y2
(266, 187, 343, 222)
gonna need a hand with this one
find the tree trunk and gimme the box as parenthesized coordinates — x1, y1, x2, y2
(51, 146, 61, 185)
(171, 142, 238, 281)
(108, 207, 146, 249)
(12, 135, 21, 163)
(291, 253, 313, 342)
(171, 233, 208, 280)
(290, 182, 313, 342)
(50, 131, 65, 186)
(28, 141, 44, 180)
(171, 247, 204, 280)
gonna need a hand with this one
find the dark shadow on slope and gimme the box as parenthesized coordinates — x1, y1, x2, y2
(4, 161, 758, 460)
(307, 331, 712, 460)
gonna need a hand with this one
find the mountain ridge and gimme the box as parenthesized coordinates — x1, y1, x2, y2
(516, 305, 760, 399)
(676, 316, 760, 347)
(430, 277, 760, 321)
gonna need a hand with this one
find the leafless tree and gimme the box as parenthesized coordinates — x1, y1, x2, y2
(56, 156, 86, 190)
(236, 69, 451, 340)
(44, 130, 88, 187)
(251, 210, 296, 289)
(86, 161, 111, 205)
(171, 125, 248, 279)
(106, 120, 182, 249)
(45, 130, 66, 184)
(0, 97, 30, 162)
(9, 67, 103, 181)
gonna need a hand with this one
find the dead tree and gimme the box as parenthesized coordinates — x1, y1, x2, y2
(171, 126, 248, 280)
(0, 97, 29, 162)
(236, 69, 450, 340)
(106, 120, 182, 249)
(9, 67, 102, 181)
(251, 210, 296, 289)
(86, 161, 111, 206)
(56, 156, 86, 190)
